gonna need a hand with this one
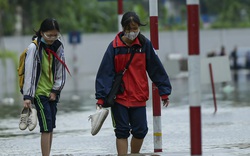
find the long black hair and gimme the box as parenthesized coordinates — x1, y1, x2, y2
(121, 11, 147, 45)
(121, 11, 146, 30)
(32, 18, 60, 40)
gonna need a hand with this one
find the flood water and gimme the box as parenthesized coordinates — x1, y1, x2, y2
(1, 32, 250, 155)
(0, 69, 250, 156)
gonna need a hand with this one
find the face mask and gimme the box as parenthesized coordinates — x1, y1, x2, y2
(41, 37, 55, 45)
(41, 37, 47, 44)
(124, 29, 140, 41)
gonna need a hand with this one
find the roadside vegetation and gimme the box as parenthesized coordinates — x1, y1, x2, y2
(1, 0, 250, 36)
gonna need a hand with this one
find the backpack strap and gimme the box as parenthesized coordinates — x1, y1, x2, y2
(32, 40, 38, 47)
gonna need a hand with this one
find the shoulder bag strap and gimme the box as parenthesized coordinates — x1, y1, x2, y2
(122, 47, 137, 74)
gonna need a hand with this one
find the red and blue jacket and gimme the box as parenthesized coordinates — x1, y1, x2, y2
(95, 32, 172, 107)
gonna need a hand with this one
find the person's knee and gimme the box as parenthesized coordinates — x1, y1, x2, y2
(115, 128, 130, 139)
(132, 128, 148, 139)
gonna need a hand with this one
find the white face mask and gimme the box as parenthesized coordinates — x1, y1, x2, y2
(124, 29, 140, 41)
(41, 37, 47, 44)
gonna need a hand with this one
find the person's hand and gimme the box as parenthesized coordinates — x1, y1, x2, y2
(163, 99, 169, 107)
(49, 92, 57, 101)
(96, 104, 102, 110)
(23, 99, 31, 108)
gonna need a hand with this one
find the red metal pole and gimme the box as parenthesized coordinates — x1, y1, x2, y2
(209, 63, 217, 114)
(149, 0, 162, 153)
(117, 0, 123, 31)
(187, 0, 202, 155)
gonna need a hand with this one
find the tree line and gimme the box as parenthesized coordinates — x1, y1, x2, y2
(1, 0, 250, 36)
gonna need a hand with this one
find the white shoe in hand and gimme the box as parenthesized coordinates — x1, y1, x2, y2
(89, 107, 109, 136)
(19, 108, 30, 130)
(27, 108, 37, 131)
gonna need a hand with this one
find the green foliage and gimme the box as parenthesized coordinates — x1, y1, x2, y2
(1, 0, 122, 35)
(0, 0, 14, 35)
(0, 0, 8, 10)
(2, 0, 250, 35)
(202, 0, 250, 28)
(133, 5, 148, 31)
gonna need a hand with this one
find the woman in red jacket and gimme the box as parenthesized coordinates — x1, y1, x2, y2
(95, 11, 172, 155)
